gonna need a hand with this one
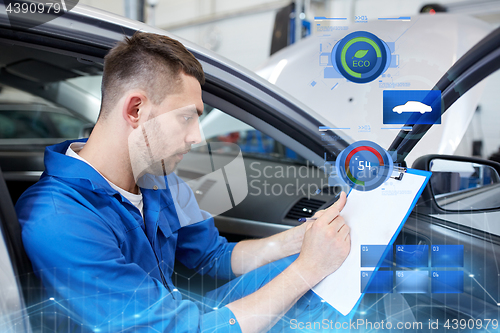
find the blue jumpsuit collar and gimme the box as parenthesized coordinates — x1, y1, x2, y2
(44, 139, 127, 199)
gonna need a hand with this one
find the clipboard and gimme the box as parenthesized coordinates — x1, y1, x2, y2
(312, 168, 432, 316)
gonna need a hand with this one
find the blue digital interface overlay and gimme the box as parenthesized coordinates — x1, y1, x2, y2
(361, 271, 393, 293)
(395, 244, 429, 268)
(395, 270, 428, 293)
(361, 245, 393, 268)
(431, 271, 464, 293)
(332, 31, 390, 84)
(383, 90, 442, 125)
(431, 245, 464, 267)
(335, 140, 393, 192)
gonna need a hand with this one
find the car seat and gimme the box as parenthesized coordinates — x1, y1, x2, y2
(0, 166, 44, 329)
(0, 166, 41, 300)
(0, 166, 80, 332)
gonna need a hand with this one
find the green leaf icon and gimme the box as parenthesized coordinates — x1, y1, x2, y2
(353, 50, 369, 58)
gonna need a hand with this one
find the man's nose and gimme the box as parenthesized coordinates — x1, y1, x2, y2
(186, 122, 203, 145)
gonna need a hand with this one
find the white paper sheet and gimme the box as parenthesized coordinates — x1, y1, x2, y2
(312, 170, 430, 316)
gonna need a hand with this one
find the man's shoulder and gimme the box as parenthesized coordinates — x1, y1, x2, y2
(15, 175, 105, 227)
(15, 175, 128, 252)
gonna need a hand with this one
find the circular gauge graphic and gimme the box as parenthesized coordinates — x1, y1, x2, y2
(335, 141, 393, 191)
(332, 31, 390, 84)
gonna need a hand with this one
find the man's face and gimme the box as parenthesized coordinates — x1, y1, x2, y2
(128, 74, 204, 180)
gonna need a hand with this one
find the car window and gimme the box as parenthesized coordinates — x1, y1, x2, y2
(0, 110, 51, 139)
(0, 85, 88, 140)
(0, 40, 103, 142)
(66, 76, 102, 100)
(200, 104, 307, 165)
(455, 69, 500, 163)
(428, 66, 500, 216)
(178, 102, 337, 226)
(48, 112, 87, 138)
(0, 41, 103, 126)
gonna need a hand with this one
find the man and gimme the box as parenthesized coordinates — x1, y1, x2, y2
(16, 32, 350, 332)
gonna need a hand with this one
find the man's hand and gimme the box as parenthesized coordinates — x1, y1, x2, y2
(269, 192, 348, 258)
(230, 203, 330, 276)
(226, 192, 351, 332)
(295, 191, 351, 286)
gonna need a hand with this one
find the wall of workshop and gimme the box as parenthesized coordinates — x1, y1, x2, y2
(79, 0, 124, 16)
(79, 0, 284, 70)
(77, 0, 497, 70)
(168, 11, 276, 70)
(161, 1, 281, 70)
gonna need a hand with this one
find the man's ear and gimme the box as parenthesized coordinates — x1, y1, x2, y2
(123, 93, 147, 128)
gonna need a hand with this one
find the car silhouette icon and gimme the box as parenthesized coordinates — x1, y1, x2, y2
(393, 101, 432, 114)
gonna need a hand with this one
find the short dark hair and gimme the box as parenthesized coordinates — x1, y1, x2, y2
(99, 31, 205, 119)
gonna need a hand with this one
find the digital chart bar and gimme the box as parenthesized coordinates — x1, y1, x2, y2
(431, 245, 464, 267)
(396, 244, 428, 268)
(381, 127, 412, 131)
(395, 271, 428, 293)
(314, 17, 347, 20)
(361, 271, 393, 293)
(431, 271, 464, 293)
(319, 126, 350, 131)
(361, 245, 393, 268)
(378, 17, 411, 21)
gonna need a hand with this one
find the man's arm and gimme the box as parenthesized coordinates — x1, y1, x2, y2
(227, 192, 350, 332)
(172, 171, 319, 278)
(230, 204, 330, 276)
(230, 222, 308, 276)
(17, 200, 238, 332)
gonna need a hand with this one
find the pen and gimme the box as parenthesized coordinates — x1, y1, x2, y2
(298, 217, 317, 222)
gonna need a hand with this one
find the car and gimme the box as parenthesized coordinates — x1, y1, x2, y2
(392, 101, 432, 114)
(0, 3, 499, 333)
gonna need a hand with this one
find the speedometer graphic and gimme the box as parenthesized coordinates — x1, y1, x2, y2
(335, 141, 393, 191)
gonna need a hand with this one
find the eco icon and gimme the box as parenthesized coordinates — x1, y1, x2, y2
(353, 50, 369, 59)
(332, 31, 389, 84)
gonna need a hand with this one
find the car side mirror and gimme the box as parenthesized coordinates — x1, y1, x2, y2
(430, 158, 500, 210)
(413, 155, 500, 212)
